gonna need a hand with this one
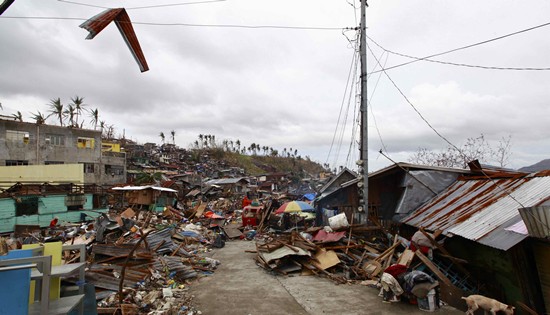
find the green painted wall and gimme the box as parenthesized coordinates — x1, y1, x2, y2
(39, 196, 66, 215)
(0, 199, 15, 219)
(0, 193, 107, 233)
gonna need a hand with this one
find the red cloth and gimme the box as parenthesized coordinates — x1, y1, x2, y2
(242, 196, 251, 208)
(409, 243, 430, 254)
(384, 264, 408, 278)
(49, 218, 58, 228)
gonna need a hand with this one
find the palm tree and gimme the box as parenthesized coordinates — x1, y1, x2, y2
(48, 98, 64, 126)
(170, 130, 176, 145)
(159, 132, 165, 144)
(236, 139, 241, 152)
(31, 111, 46, 124)
(70, 96, 86, 127)
(64, 104, 76, 127)
(89, 108, 99, 130)
(11, 111, 23, 122)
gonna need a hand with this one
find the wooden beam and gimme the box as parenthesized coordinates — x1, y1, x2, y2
(419, 227, 471, 277)
(415, 250, 453, 287)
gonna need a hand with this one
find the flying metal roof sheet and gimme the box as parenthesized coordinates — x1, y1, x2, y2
(401, 174, 550, 250)
(79, 8, 149, 72)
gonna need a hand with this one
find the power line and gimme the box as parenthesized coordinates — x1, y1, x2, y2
(326, 43, 359, 168)
(365, 41, 530, 210)
(367, 35, 550, 71)
(126, 0, 227, 10)
(57, 0, 227, 10)
(57, 0, 109, 9)
(367, 51, 390, 154)
(0, 15, 346, 30)
(366, 42, 455, 154)
(367, 20, 550, 74)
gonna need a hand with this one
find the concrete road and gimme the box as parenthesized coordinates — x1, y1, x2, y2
(190, 240, 464, 315)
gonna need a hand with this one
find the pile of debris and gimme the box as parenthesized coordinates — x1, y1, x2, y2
(253, 216, 476, 311)
(1, 202, 239, 314)
(89, 206, 234, 314)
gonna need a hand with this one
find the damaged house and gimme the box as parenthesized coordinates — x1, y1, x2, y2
(315, 164, 467, 228)
(112, 185, 178, 212)
(400, 168, 550, 314)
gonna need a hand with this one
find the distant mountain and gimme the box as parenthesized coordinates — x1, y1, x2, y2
(518, 159, 550, 173)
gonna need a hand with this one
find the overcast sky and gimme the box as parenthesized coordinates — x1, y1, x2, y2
(1, 0, 550, 172)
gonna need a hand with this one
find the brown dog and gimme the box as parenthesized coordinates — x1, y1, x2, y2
(461, 295, 515, 315)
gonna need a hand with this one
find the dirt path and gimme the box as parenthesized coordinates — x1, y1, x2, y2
(190, 240, 463, 315)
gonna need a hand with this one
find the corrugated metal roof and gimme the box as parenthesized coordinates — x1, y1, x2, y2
(204, 178, 248, 185)
(369, 162, 469, 178)
(476, 216, 527, 251)
(79, 8, 149, 72)
(112, 185, 177, 193)
(401, 174, 550, 250)
(518, 205, 550, 238)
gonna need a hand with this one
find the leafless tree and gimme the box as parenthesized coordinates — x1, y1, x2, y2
(408, 134, 513, 168)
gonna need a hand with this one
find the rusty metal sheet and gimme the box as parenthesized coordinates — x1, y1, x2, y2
(92, 243, 150, 257)
(79, 8, 149, 72)
(401, 175, 550, 250)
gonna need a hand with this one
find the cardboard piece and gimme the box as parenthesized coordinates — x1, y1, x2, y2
(312, 248, 340, 270)
(121, 208, 136, 219)
(195, 204, 207, 218)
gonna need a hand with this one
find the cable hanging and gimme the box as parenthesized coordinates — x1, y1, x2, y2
(0, 16, 347, 31)
(366, 35, 550, 71)
(365, 37, 532, 211)
(367, 20, 550, 74)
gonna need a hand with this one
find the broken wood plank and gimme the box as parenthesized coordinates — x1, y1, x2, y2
(415, 250, 453, 287)
(374, 241, 402, 263)
(345, 212, 354, 254)
(382, 234, 399, 270)
(397, 248, 415, 267)
(516, 301, 540, 315)
(419, 227, 471, 277)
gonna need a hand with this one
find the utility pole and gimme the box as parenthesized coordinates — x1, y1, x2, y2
(359, 0, 369, 222)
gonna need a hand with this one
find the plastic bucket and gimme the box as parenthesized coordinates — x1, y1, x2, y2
(418, 289, 438, 312)
(328, 213, 349, 230)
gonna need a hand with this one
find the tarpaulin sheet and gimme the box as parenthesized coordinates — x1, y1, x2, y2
(312, 230, 346, 243)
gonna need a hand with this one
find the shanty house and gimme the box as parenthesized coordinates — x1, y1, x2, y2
(112, 185, 177, 212)
(315, 164, 467, 227)
(400, 169, 550, 314)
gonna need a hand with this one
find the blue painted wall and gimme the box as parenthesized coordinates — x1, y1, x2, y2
(0, 249, 33, 314)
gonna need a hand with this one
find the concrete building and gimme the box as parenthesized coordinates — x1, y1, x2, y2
(0, 119, 126, 185)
